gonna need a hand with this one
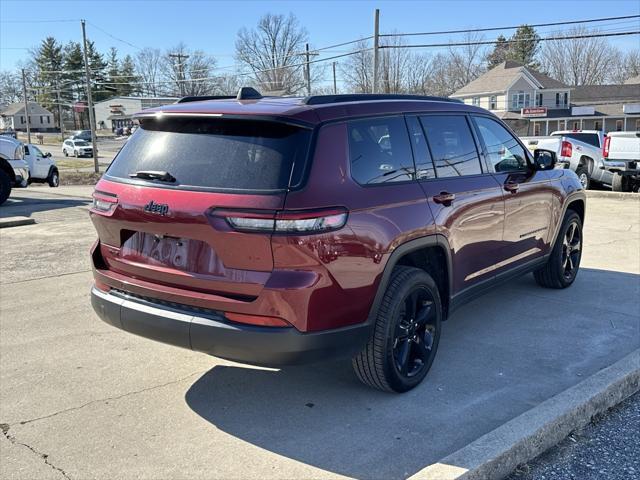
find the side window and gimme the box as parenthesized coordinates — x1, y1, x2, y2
(405, 116, 435, 180)
(473, 116, 528, 173)
(419, 115, 483, 178)
(347, 116, 414, 185)
(24, 146, 30, 155)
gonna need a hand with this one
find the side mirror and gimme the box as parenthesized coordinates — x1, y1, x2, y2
(45, 152, 52, 158)
(533, 149, 556, 170)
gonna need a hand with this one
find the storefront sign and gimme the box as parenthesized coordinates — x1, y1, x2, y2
(521, 107, 547, 118)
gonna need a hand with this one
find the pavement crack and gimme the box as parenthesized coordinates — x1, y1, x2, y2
(1, 423, 71, 480)
(16, 369, 207, 427)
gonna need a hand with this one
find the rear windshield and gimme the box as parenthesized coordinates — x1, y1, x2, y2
(106, 117, 311, 192)
(555, 133, 600, 148)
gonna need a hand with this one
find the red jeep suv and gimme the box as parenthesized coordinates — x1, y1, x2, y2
(90, 89, 586, 392)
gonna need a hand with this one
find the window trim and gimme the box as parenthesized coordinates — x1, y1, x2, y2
(404, 115, 435, 182)
(489, 95, 497, 110)
(469, 113, 533, 175)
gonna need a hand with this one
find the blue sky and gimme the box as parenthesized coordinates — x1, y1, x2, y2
(1, 0, 639, 73)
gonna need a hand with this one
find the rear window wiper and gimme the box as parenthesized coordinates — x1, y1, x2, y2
(129, 170, 176, 183)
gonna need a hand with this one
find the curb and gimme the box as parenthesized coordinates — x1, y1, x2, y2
(0, 216, 36, 228)
(409, 350, 640, 480)
(586, 190, 639, 200)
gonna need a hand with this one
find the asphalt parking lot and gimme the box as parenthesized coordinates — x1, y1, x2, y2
(1, 187, 638, 479)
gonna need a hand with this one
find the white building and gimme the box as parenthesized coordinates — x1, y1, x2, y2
(0, 102, 55, 132)
(94, 96, 178, 131)
(451, 60, 640, 136)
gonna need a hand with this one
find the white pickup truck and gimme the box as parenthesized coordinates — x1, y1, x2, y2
(521, 130, 607, 189)
(603, 131, 640, 192)
(23, 143, 59, 187)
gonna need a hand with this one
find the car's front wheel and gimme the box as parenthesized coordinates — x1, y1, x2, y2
(534, 211, 582, 289)
(352, 266, 442, 393)
(48, 169, 59, 187)
(63, 149, 68, 157)
(0, 169, 11, 205)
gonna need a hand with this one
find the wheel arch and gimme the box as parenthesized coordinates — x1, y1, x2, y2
(367, 235, 453, 323)
(0, 157, 16, 182)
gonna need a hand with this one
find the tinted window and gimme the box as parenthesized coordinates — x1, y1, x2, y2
(106, 118, 310, 191)
(348, 116, 414, 185)
(474, 116, 528, 173)
(419, 116, 482, 177)
(557, 132, 600, 148)
(406, 116, 435, 180)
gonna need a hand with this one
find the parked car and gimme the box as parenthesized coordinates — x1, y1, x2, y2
(68, 130, 92, 142)
(521, 130, 607, 189)
(62, 139, 93, 157)
(1, 128, 17, 139)
(23, 144, 59, 187)
(603, 131, 640, 192)
(89, 89, 586, 393)
(0, 136, 30, 205)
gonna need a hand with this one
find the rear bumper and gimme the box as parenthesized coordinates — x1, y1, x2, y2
(91, 286, 370, 366)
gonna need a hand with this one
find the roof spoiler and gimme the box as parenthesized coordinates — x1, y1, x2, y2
(175, 87, 264, 104)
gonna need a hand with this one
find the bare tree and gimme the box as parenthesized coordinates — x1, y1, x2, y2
(609, 49, 640, 84)
(378, 35, 412, 93)
(161, 43, 218, 96)
(446, 32, 487, 93)
(340, 39, 373, 93)
(235, 13, 308, 94)
(0, 70, 24, 104)
(539, 26, 617, 86)
(135, 48, 162, 96)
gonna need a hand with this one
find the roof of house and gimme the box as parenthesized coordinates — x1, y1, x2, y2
(624, 75, 640, 85)
(0, 102, 54, 116)
(451, 60, 569, 96)
(572, 84, 640, 105)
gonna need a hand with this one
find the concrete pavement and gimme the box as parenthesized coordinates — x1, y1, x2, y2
(0, 188, 638, 479)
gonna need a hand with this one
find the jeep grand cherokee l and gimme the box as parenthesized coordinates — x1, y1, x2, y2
(90, 89, 586, 393)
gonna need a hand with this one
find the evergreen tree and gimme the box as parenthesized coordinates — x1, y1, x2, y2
(119, 55, 138, 96)
(487, 35, 509, 69)
(508, 25, 540, 68)
(32, 37, 63, 123)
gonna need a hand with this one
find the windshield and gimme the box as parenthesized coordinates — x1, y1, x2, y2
(105, 117, 311, 192)
(74, 141, 90, 146)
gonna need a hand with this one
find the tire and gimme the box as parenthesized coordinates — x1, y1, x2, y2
(352, 266, 442, 393)
(612, 174, 630, 192)
(534, 211, 583, 289)
(575, 166, 590, 190)
(0, 169, 11, 205)
(48, 169, 59, 187)
(63, 149, 68, 157)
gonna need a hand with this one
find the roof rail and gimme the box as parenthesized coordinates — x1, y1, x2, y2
(302, 94, 463, 106)
(176, 95, 235, 104)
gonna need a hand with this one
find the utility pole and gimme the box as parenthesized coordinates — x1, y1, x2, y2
(55, 76, 65, 140)
(372, 8, 380, 94)
(81, 19, 99, 173)
(305, 43, 311, 96)
(21, 69, 31, 144)
(332, 62, 337, 94)
(168, 53, 189, 96)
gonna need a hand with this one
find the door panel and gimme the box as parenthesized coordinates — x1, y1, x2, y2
(471, 115, 553, 272)
(416, 115, 506, 294)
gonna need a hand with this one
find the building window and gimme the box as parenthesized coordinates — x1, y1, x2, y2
(20, 116, 25, 124)
(47, 117, 51, 124)
(594, 120, 601, 131)
(511, 91, 530, 110)
(564, 92, 568, 106)
(636, 119, 640, 131)
(472, 97, 480, 107)
(40, 115, 44, 123)
(616, 120, 623, 131)
(489, 95, 497, 110)
(556, 93, 560, 107)
(534, 123, 541, 136)
(536, 93, 543, 107)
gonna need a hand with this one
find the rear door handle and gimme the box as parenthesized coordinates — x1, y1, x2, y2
(433, 192, 456, 205)
(504, 182, 519, 193)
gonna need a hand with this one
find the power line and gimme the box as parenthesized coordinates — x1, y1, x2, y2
(380, 30, 640, 49)
(380, 14, 640, 37)
(86, 21, 142, 50)
(0, 18, 80, 23)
